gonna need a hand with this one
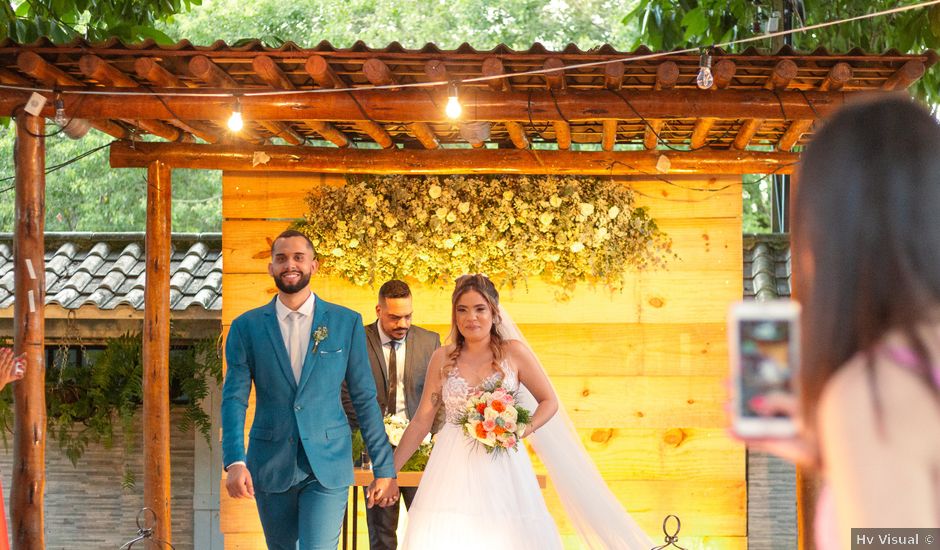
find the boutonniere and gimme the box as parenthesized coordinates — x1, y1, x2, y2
(312, 326, 329, 354)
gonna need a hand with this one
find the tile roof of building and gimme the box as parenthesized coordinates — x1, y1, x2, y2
(1, 232, 789, 312)
(0, 233, 221, 311)
(743, 233, 791, 300)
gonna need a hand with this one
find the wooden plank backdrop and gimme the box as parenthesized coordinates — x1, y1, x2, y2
(220, 171, 744, 549)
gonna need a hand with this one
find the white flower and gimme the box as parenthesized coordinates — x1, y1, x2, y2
(549, 195, 562, 207)
(384, 214, 398, 228)
(331, 247, 345, 257)
(446, 211, 457, 223)
(443, 238, 455, 249)
(436, 207, 448, 220)
(458, 201, 470, 214)
(503, 190, 514, 200)
(596, 227, 609, 240)
(570, 242, 585, 253)
(539, 212, 554, 226)
(608, 205, 621, 219)
(428, 184, 443, 199)
(348, 238, 360, 249)
(364, 195, 378, 209)
(579, 203, 595, 216)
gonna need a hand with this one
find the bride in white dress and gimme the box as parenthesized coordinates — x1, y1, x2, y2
(392, 274, 653, 549)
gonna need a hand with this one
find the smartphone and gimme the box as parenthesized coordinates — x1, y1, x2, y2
(729, 300, 800, 438)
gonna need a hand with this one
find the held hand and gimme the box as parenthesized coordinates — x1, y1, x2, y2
(225, 463, 255, 499)
(0, 349, 25, 391)
(366, 477, 399, 509)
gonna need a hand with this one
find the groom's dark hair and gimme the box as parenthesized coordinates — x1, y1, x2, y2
(271, 229, 316, 258)
(378, 280, 411, 303)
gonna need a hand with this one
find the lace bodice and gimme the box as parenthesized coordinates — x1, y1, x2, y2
(442, 361, 518, 423)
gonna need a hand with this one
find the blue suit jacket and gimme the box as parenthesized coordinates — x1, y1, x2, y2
(221, 295, 395, 492)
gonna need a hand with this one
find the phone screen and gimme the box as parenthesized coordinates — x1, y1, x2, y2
(738, 319, 794, 419)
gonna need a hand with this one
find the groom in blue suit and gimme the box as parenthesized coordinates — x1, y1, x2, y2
(222, 229, 398, 549)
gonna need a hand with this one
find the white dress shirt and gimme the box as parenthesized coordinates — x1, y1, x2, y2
(275, 292, 316, 380)
(376, 324, 406, 416)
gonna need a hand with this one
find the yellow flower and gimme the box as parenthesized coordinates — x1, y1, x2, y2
(384, 214, 398, 228)
(428, 184, 443, 199)
(503, 190, 514, 200)
(364, 195, 378, 209)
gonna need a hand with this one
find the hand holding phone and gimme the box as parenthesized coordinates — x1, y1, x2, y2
(729, 300, 800, 438)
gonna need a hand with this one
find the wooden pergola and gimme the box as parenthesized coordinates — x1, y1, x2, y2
(0, 37, 933, 548)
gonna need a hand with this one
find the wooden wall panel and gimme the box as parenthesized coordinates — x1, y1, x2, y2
(220, 171, 745, 549)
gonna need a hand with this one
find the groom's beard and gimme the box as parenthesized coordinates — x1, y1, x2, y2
(274, 270, 311, 294)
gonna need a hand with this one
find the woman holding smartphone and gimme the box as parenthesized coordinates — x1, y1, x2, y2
(744, 96, 940, 548)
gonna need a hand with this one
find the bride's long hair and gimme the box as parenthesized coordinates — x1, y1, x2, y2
(445, 274, 506, 375)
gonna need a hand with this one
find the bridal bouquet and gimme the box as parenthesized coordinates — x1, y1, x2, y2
(352, 414, 433, 471)
(455, 382, 531, 455)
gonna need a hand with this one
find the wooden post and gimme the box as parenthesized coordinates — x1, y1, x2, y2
(12, 113, 47, 550)
(144, 160, 172, 544)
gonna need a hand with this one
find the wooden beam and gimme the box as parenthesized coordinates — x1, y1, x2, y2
(358, 120, 394, 149)
(655, 61, 680, 90)
(131, 58, 223, 144)
(764, 59, 798, 91)
(363, 57, 398, 88)
(144, 160, 173, 546)
(482, 57, 510, 92)
(644, 119, 664, 150)
(882, 60, 925, 91)
(777, 119, 814, 151)
(819, 62, 852, 92)
(543, 58, 566, 90)
(110, 141, 799, 175)
(690, 117, 717, 149)
(305, 55, 343, 89)
(189, 55, 304, 145)
(424, 59, 449, 82)
(713, 59, 736, 90)
(602, 120, 618, 151)
(0, 87, 854, 123)
(554, 121, 571, 150)
(604, 61, 624, 90)
(78, 55, 188, 142)
(0, 67, 32, 85)
(252, 55, 349, 147)
(733, 118, 764, 150)
(15, 51, 127, 139)
(504, 121, 529, 149)
(12, 113, 47, 550)
(410, 122, 440, 149)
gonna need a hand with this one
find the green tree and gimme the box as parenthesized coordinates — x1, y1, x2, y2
(161, 0, 641, 50)
(0, 128, 221, 233)
(1, 0, 201, 43)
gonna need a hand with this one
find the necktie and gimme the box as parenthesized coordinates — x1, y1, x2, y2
(288, 312, 304, 383)
(386, 340, 399, 415)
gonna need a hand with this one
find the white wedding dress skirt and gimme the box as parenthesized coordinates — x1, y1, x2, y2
(402, 368, 563, 550)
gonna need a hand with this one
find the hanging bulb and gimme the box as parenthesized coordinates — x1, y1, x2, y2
(227, 98, 243, 132)
(54, 96, 67, 127)
(696, 51, 714, 90)
(445, 82, 462, 119)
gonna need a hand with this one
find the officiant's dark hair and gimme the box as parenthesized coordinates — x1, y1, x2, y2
(378, 280, 411, 303)
(271, 229, 317, 258)
(447, 274, 505, 373)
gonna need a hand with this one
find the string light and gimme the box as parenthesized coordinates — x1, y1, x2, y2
(445, 82, 462, 119)
(53, 94, 67, 127)
(227, 97, 243, 132)
(696, 50, 714, 90)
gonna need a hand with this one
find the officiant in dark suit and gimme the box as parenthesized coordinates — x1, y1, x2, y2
(343, 279, 442, 550)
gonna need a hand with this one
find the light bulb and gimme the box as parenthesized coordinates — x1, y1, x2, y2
(54, 97, 67, 127)
(696, 52, 714, 90)
(227, 100, 243, 132)
(445, 82, 461, 119)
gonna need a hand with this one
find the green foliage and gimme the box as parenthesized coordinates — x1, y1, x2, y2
(1, 0, 201, 43)
(0, 128, 222, 232)
(0, 333, 222, 483)
(350, 428, 430, 472)
(161, 0, 641, 50)
(627, 0, 940, 106)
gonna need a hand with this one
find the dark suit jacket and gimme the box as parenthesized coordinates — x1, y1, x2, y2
(344, 322, 443, 433)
